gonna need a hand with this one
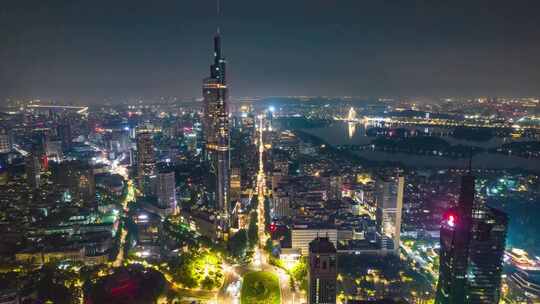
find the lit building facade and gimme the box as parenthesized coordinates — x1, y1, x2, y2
(202, 29, 230, 230)
(436, 173, 508, 304)
(292, 226, 338, 256)
(25, 153, 41, 190)
(466, 206, 508, 303)
(157, 166, 177, 214)
(57, 122, 72, 152)
(136, 131, 156, 196)
(230, 166, 241, 202)
(375, 175, 404, 253)
(0, 128, 12, 154)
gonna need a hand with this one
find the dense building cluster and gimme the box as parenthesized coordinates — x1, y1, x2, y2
(0, 16, 539, 304)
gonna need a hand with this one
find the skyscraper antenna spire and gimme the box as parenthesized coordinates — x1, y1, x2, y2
(216, 0, 221, 34)
(468, 147, 473, 173)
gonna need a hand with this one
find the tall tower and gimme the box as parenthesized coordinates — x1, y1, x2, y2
(467, 207, 508, 303)
(0, 128, 12, 154)
(136, 131, 156, 196)
(157, 165, 177, 214)
(308, 237, 337, 304)
(202, 16, 230, 230)
(25, 153, 41, 190)
(436, 172, 508, 304)
(375, 175, 404, 253)
(436, 174, 474, 304)
(57, 122, 72, 152)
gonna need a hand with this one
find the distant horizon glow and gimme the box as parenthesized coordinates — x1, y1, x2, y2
(1, 1, 540, 102)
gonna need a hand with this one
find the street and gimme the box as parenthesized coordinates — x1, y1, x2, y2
(113, 173, 136, 267)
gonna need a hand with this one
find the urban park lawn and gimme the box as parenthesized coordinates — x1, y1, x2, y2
(241, 271, 281, 304)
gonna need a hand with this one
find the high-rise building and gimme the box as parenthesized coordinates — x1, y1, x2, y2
(50, 161, 96, 203)
(183, 128, 198, 153)
(31, 130, 48, 154)
(292, 225, 338, 256)
(435, 173, 508, 304)
(157, 166, 177, 214)
(436, 174, 475, 304)
(272, 195, 291, 219)
(375, 175, 404, 253)
(46, 139, 63, 161)
(321, 174, 343, 201)
(467, 207, 508, 303)
(25, 153, 41, 189)
(136, 131, 156, 196)
(57, 122, 72, 152)
(0, 128, 12, 154)
(108, 130, 130, 154)
(230, 167, 241, 202)
(308, 237, 338, 304)
(202, 29, 230, 228)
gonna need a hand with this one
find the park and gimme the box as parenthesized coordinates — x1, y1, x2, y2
(240, 271, 281, 304)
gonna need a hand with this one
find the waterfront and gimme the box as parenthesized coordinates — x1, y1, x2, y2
(302, 122, 540, 171)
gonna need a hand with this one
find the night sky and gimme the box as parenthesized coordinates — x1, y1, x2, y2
(1, 0, 540, 102)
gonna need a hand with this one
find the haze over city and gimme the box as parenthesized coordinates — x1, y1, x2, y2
(2, 0, 540, 102)
(0, 1, 540, 304)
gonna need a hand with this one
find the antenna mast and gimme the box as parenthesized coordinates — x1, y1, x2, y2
(217, 0, 221, 34)
(467, 147, 473, 173)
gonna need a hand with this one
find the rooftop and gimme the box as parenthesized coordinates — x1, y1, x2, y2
(309, 236, 336, 254)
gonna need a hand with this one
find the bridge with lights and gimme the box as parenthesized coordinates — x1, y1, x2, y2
(26, 104, 89, 115)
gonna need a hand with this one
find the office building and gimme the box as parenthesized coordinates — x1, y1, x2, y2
(136, 131, 156, 196)
(0, 128, 11, 154)
(466, 206, 508, 303)
(202, 28, 230, 228)
(25, 153, 41, 189)
(184, 128, 198, 153)
(436, 173, 475, 304)
(292, 225, 338, 256)
(50, 161, 96, 203)
(436, 173, 508, 304)
(375, 176, 404, 253)
(157, 166, 177, 214)
(272, 195, 291, 219)
(46, 139, 63, 161)
(321, 174, 343, 201)
(308, 237, 337, 304)
(57, 122, 72, 152)
(230, 166, 241, 202)
(108, 130, 130, 154)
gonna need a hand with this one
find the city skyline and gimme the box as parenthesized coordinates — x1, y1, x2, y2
(0, 1, 539, 304)
(2, 0, 540, 102)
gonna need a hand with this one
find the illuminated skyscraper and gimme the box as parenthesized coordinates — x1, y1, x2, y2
(25, 153, 41, 190)
(157, 165, 177, 214)
(57, 122, 72, 152)
(0, 128, 12, 154)
(202, 28, 230, 228)
(436, 173, 508, 304)
(230, 166, 241, 202)
(136, 131, 156, 196)
(467, 207, 507, 303)
(375, 175, 404, 253)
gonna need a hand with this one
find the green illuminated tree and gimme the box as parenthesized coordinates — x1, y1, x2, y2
(228, 229, 249, 259)
(248, 212, 259, 247)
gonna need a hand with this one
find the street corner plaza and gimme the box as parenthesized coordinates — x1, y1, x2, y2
(241, 271, 281, 304)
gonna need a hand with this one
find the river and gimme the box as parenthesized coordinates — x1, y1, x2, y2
(301, 122, 540, 171)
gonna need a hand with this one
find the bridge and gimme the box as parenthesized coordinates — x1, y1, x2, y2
(339, 107, 387, 124)
(26, 104, 89, 115)
(347, 107, 357, 121)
